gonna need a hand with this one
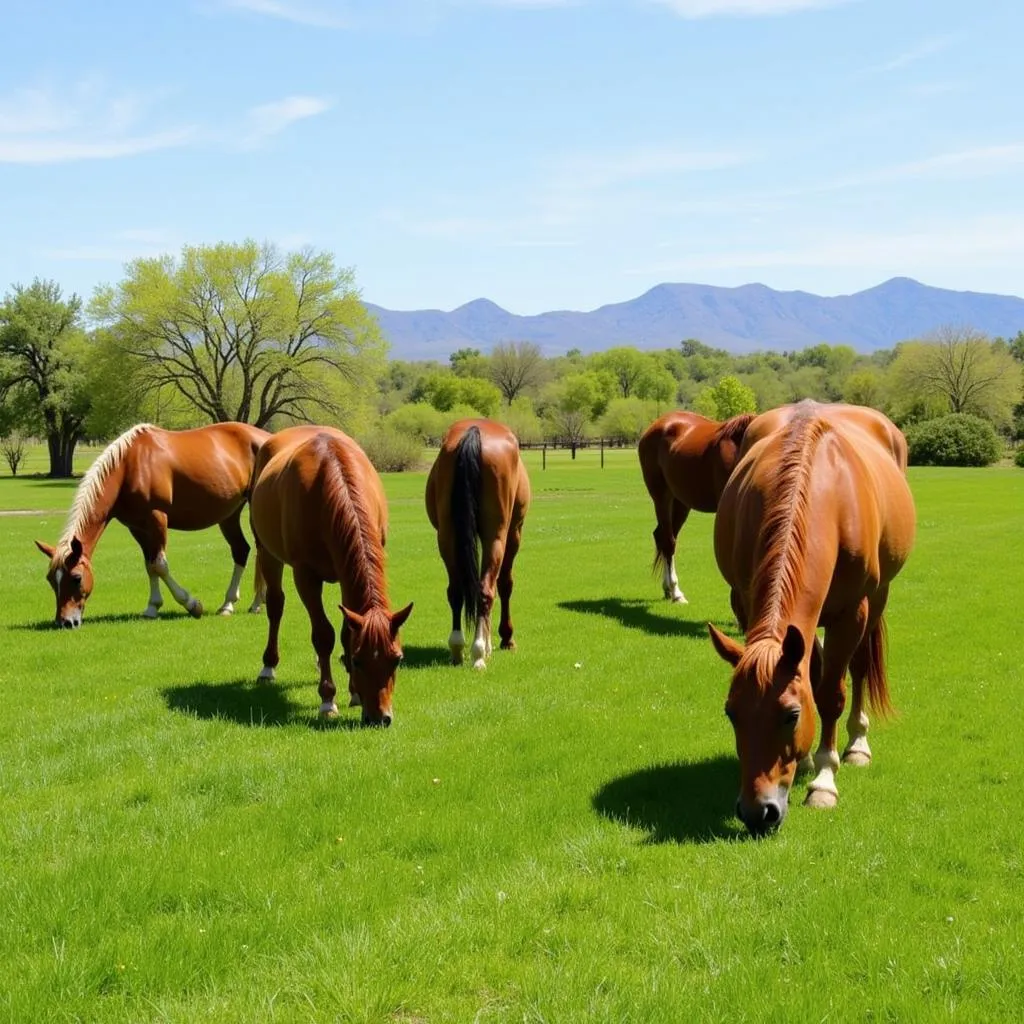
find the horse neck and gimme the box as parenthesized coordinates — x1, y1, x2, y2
(745, 419, 835, 645)
(60, 460, 125, 556)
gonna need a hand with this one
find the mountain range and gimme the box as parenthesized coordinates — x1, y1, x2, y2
(366, 277, 1024, 360)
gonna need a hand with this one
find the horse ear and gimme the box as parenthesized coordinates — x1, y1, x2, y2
(781, 625, 805, 670)
(708, 623, 743, 667)
(390, 602, 413, 636)
(339, 604, 365, 629)
(66, 536, 83, 568)
(35, 540, 55, 559)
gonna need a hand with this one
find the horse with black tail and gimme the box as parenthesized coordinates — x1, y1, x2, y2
(425, 419, 531, 669)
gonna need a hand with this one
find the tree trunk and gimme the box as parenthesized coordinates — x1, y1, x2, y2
(46, 429, 78, 478)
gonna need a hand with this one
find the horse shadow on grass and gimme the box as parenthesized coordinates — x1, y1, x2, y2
(400, 643, 453, 669)
(558, 597, 741, 641)
(162, 678, 362, 730)
(592, 755, 745, 844)
(11, 610, 194, 632)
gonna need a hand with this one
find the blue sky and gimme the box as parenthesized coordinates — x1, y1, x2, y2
(1, 0, 1022, 315)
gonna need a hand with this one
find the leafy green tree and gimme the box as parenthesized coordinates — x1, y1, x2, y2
(449, 347, 489, 378)
(0, 279, 90, 477)
(842, 368, 887, 409)
(489, 341, 546, 405)
(593, 347, 651, 398)
(90, 241, 385, 429)
(422, 372, 501, 416)
(888, 327, 1020, 429)
(694, 375, 757, 420)
(600, 397, 659, 443)
(502, 395, 543, 444)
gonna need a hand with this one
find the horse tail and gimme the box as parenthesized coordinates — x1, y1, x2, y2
(637, 429, 669, 576)
(865, 615, 895, 718)
(451, 425, 483, 633)
(253, 546, 267, 607)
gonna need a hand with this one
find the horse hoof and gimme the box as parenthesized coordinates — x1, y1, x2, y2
(804, 789, 838, 810)
(216, 605, 234, 617)
(141, 606, 160, 619)
(500, 640, 516, 650)
(188, 600, 204, 619)
(247, 604, 263, 615)
(319, 703, 339, 719)
(450, 652, 464, 666)
(472, 659, 487, 671)
(842, 750, 872, 767)
(258, 666, 275, 683)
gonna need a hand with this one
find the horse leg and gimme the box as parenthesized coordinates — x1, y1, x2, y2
(497, 519, 523, 651)
(141, 512, 203, 618)
(131, 527, 164, 618)
(806, 601, 868, 810)
(662, 501, 690, 603)
(798, 637, 825, 777)
(215, 508, 250, 616)
(471, 537, 503, 670)
(257, 549, 285, 682)
(292, 566, 338, 718)
(843, 587, 890, 767)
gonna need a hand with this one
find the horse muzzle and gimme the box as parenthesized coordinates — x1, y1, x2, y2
(736, 793, 788, 837)
(56, 613, 82, 629)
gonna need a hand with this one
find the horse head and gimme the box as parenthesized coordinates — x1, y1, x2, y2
(339, 602, 414, 727)
(708, 623, 816, 837)
(35, 537, 93, 629)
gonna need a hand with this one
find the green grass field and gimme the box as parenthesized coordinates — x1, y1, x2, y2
(2, 448, 1022, 1022)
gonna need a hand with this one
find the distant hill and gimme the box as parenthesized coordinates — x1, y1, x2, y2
(366, 278, 1024, 360)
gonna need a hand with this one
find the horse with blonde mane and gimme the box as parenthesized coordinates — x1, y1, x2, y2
(425, 419, 530, 669)
(708, 400, 916, 836)
(249, 425, 412, 725)
(637, 410, 754, 603)
(35, 422, 270, 628)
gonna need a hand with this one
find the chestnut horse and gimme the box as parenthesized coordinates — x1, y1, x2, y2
(638, 411, 754, 603)
(35, 421, 270, 628)
(425, 419, 530, 669)
(249, 425, 412, 724)
(708, 401, 915, 836)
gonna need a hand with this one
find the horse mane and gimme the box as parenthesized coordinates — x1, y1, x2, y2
(712, 412, 755, 446)
(58, 423, 154, 554)
(314, 434, 390, 626)
(748, 409, 833, 645)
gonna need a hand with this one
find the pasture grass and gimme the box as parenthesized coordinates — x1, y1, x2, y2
(1, 448, 1022, 1022)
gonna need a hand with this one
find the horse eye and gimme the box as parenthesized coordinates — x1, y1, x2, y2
(351, 657, 362, 670)
(783, 707, 800, 726)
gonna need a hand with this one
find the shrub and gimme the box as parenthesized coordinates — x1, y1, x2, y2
(1014, 447, 1024, 468)
(358, 426, 424, 473)
(905, 413, 1002, 467)
(385, 402, 447, 445)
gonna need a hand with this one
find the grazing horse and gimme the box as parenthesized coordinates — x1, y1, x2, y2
(35, 422, 270, 628)
(637, 411, 754, 603)
(249, 425, 412, 724)
(708, 400, 915, 836)
(425, 418, 531, 669)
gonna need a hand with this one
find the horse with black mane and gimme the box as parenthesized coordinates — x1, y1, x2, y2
(425, 418, 531, 669)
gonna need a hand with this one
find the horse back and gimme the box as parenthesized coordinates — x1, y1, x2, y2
(639, 410, 733, 512)
(250, 425, 386, 574)
(116, 422, 271, 529)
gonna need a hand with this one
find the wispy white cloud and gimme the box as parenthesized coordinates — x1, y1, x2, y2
(41, 229, 177, 263)
(860, 34, 957, 75)
(220, 0, 350, 28)
(240, 95, 333, 148)
(648, 0, 854, 18)
(550, 146, 752, 191)
(627, 215, 1024, 277)
(823, 144, 1024, 190)
(0, 78, 196, 165)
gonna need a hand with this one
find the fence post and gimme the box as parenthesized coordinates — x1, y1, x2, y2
(601, 436, 604, 469)
(542, 443, 546, 470)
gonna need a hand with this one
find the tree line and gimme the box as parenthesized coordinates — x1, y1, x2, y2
(2, 240, 1023, 477)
